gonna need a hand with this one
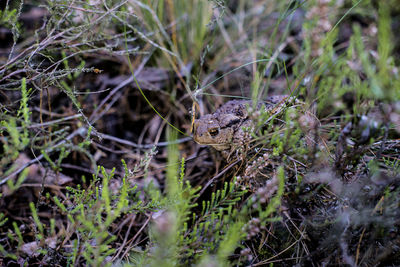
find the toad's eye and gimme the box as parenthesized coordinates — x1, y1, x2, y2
(208, 127, 219, 137)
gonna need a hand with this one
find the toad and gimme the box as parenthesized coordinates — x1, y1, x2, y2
(193, 95, 290, 158)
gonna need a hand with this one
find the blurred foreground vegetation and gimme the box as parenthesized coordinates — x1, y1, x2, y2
(0, 0, 399, 266)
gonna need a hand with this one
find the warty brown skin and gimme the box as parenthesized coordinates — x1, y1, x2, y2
(193, 95, 289, 156)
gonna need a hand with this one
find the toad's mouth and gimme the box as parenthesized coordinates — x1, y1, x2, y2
(193, 138, 231, 151)
(193, 136, 228, 146)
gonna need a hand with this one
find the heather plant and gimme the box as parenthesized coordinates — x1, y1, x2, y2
(0, 0, 399, 266)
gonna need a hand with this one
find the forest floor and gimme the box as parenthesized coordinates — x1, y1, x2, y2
(0, 0, 400, 266)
